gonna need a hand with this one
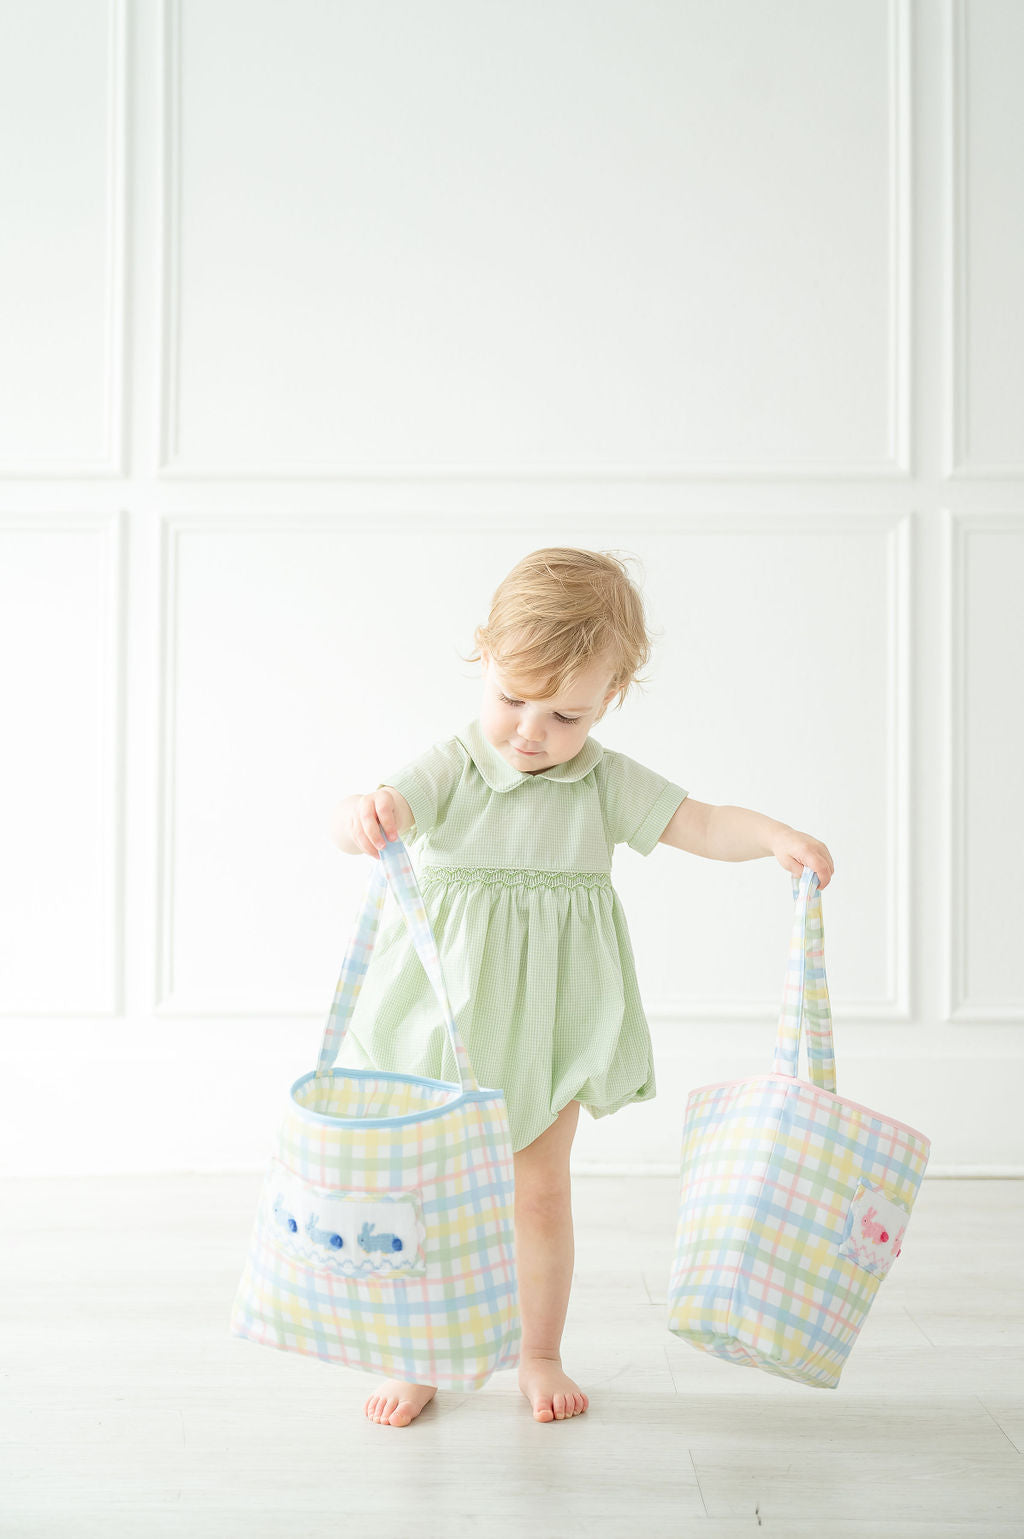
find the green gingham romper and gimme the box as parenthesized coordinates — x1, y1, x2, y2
(336, 716, 688, 1154)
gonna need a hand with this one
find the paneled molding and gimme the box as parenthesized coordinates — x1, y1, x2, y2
(946, 0, 1024, 478)
(0, 511, 125, 1015)
(157, 0, 911, 482)
(944, 510, 1024, 1021)
(0, 0, 127, 479)
(154, 511, 911, 1023)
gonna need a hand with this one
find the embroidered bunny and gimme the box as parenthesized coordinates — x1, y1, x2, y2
(306, 1211, 344, 1250)
(860, 1205, 890, 1245)
(272, 1192, 298, 1234)
(359, 1220, 404, 1253)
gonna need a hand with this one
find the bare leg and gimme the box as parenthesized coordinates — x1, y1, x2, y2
(514, 1099, 589, 1421)
(364, 1098, 587, 1427)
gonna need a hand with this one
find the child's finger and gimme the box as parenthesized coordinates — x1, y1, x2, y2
(359, 813, 386, 854)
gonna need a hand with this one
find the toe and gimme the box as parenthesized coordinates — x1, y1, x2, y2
(553, 1393, 566, 1419)
(534, 1398, 554, 1421)
(389, 1401, 414, 1426)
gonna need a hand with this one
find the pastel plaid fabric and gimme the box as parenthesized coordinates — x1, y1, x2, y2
(229, 837, 521, 1390)
(666, 867, 930, 1389)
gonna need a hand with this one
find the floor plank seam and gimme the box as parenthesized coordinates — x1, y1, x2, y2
(973, 1394, 1023, 1457)
(688, 1446, 710, 1517)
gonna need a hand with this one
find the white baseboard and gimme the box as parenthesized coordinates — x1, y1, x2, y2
(2, 1041, 1022, 1177)
(570, 1162, 1024, 1178)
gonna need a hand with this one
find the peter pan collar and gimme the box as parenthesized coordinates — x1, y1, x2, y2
(457, 717, 604, 791)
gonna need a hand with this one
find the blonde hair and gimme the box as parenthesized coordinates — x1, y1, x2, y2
(461, 547, 661, 718)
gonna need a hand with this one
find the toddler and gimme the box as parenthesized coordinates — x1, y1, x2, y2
(329, 546, 834, 1428)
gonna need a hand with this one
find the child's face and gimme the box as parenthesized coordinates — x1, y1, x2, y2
(479, 652, 617, 774)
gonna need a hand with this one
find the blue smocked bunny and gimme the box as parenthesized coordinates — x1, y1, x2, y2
(358, 1220, 403, 1253)
(306, 1211, 344, 1249)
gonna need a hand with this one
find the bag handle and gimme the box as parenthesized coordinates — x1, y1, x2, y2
(770, 865, 837, 1092)
(314, 834, 480, 1095)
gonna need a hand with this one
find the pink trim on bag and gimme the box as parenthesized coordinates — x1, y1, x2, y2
(686, 1072, 930, 1148)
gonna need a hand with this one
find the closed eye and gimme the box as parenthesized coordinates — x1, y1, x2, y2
(499, 692, 580, 725)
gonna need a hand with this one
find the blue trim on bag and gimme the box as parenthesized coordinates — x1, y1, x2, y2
(288, 1066, 504, 1128)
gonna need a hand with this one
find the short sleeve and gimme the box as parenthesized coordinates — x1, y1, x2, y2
(596, 748, 687, 856)
(376, 736, 466, 843)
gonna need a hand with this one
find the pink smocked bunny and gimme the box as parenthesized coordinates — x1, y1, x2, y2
(860, 1205, 889, 1244)
(861, 1205, 906, 1256)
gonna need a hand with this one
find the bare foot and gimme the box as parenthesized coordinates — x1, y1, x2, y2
(363, 1379, 437, 1426)
(517, 1352, 589, 1422)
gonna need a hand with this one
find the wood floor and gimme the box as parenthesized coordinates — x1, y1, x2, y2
(3, 1173, 1022, 1537)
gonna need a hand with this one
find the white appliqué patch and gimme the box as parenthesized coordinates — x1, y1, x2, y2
(265, 1157, 427, 1278)
(836, 1178, 910, 1279)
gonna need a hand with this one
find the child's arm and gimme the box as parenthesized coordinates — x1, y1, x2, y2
(659, 800, 834, 888)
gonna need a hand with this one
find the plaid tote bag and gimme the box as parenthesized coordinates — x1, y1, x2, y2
(667, 866, 931, 1389)
(229, 835, 521, 1390)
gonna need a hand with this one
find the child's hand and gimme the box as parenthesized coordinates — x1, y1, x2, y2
(771, 827, 834, 889)
(351, 790, 401, 860)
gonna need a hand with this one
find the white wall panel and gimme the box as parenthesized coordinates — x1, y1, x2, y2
(0, 1, 125, 473)
(0, 515, 122, 1013)
(161, 0, 906, 476)
(155, 516, 380, 1013)
(951, 0, 1024, 473)
(154, 514, 905, 1021)
(950, 515, 1024, 1016)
